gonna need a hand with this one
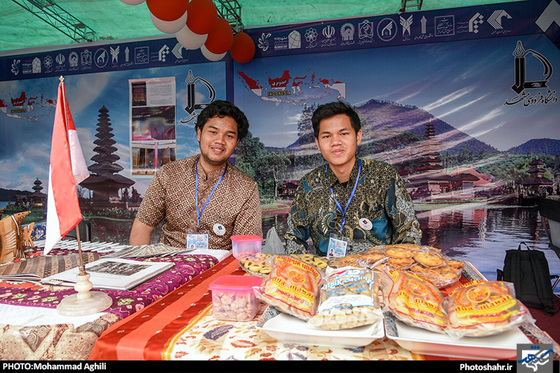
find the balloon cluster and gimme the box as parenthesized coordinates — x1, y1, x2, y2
(120, 0, 255, 63)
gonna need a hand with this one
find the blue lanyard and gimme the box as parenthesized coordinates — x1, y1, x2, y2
(195, 159, 228, 229)
(326, 159, 361, 232)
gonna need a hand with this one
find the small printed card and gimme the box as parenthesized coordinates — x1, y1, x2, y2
(326, 234, 349, 258)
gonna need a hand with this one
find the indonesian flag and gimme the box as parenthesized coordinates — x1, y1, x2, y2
(44, 80, 89, 255)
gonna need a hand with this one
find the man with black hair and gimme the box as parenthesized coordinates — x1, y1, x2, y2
(285, 100, 421, 256)
(130, 100, 262, 250)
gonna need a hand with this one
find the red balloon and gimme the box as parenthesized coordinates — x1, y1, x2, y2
(204, 18, 233, 54)
(186, 0, 217, 35)
(230, 32, 255, 63)
(146, 0, 189, 22)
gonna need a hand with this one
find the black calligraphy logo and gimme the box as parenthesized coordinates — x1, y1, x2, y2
(505, 41, 557, 106)
(180, 70, 216, 124)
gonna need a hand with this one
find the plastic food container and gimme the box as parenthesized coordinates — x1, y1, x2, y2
(209, 275, 263, 321)
(230, 235, 263, 260)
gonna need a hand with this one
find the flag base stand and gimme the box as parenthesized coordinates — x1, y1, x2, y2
(57, 273, 113, 316)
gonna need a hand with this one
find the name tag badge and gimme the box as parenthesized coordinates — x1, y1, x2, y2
(327, 234, 349, 258)
(186, 230, 209, 250)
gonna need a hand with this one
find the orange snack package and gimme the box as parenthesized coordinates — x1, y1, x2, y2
(254, 255, 322, 320)
(381, 268, 447, 333)
(446, 280, 534, 338)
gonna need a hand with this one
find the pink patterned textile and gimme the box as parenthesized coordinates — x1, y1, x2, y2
(0, 249, 219, 319)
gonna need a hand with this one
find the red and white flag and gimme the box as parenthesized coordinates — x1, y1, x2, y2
(44, 79, 89, 255)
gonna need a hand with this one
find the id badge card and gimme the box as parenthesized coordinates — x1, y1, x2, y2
(186, 229, 209, 250)
(327, 233, 349, 258)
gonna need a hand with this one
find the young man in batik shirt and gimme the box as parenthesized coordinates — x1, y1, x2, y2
(285, 101, 421, 256)
(130, 100, 262, 250)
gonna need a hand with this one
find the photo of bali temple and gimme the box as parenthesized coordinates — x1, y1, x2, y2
(79, 105, 136, 211)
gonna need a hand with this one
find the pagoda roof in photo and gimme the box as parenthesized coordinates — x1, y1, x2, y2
(80, 174, 135, 189)
(521, 176, 553, 186)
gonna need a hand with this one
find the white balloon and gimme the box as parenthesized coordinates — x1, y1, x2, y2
(201, 45, 227, 61)
(150, 11, 188, 34)
(175, 26, 208, 50)
(119, 0, 145, 5)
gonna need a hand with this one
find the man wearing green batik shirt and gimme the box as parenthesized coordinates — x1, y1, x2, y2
(285, 100, 422, 256)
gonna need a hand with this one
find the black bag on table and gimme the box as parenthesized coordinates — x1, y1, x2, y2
(497, 242, 559, 315)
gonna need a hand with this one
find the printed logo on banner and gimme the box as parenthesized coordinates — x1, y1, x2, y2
(456, 12, 481, 34)
(400, 15, 413, 39)
(180, 69, 216, 124)
(257, 32, 271, 52)
(469, 12, 485, 33)
(321, 25, 336, 47)
(110, 46, 120, 64)
(517, 344, 554, 373)
(172, 43, 184, 60)
(415, 15, 434, 40)
(32, 57, 41, 74)
(134, 46, 149, 64)
(94, 48, 108, 68)
(340, 23, 355, 46)
(81, 49, 92, 69)
(69, 52, 79, 70)
(157, 44, 170, 62)
(55, 53, 66, 72)
(288, 30, 301, 49)
(358, 20, 374, 45)
(434, 15, 455, 37)
(487, 9, 512, 31)
(10, 59, 20, 76)
(377, 18, 397, 42)
(505, 40, 558, 106)
(304, 28, 318, 48)
(43, 55, 53, 73)
(274, 35, 288, 50)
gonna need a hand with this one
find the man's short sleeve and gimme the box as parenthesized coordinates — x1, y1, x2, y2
(135, 172, 166, 228)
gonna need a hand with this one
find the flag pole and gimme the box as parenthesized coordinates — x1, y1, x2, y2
(55, 76, 112, 316)
(59, 76, 87, 277)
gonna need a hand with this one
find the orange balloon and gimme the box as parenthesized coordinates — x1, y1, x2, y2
(186, 0, 217, 35)
(230, 32, 256, 63)
(204, 18, 234, 54)
(147, 0, 189, 22)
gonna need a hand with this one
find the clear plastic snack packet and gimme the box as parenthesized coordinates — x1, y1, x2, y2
(310, 266, 382, 330)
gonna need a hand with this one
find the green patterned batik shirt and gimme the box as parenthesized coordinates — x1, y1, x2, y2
(285, 158, 422, 256)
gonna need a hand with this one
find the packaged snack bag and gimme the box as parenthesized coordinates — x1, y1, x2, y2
(310, 267, 382, 330)
(254, 255, 322, 320)
(446, 280, 534, 338)
(381, 268, 447, 333)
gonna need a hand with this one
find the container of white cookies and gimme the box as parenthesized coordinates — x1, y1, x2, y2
(209, 275, 263, 321)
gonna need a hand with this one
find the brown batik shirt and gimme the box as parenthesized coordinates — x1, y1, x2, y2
(135, 155, 263, 250)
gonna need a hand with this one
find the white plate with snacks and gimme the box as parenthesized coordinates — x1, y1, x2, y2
(258, 309, 384, 347)
(384, 315, 532, 360)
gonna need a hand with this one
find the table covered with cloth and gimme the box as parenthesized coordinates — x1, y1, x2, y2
(89, 256, 560, 361)
(0, 244, 223, 360)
